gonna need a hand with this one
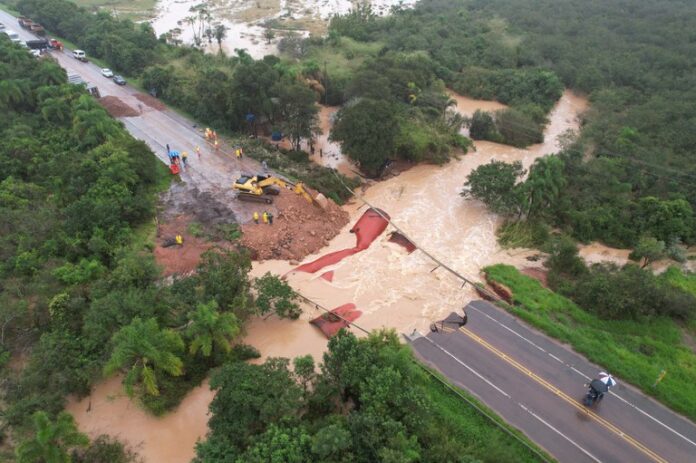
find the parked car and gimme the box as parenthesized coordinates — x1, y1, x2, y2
(113, 75, 126, 85)
(101, 68, 113, 78)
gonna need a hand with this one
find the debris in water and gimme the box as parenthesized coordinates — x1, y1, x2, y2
(294, 208, 390, 274)
(388, 231, 416, 253)
(310, 303, 362, 338)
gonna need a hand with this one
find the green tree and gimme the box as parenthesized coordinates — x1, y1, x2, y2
(214, 23, 227, 53)
(293, 355, 315, 395)
(263, 28, 275, 45)
(524, 155, 566, 217)
(104, 317, 184, 397)
(254, 272, 301, 319)
(468, 110, 499, 141)
(234, 425, 312, 463)
(629, 236, 666, 269)
(462, 160, 525, 216)
(16, 411, 89, 463)
(202, 358, 303, 450)
(273, 80, 319, 152)
(185, 300, 240, 357)
(331, 99, 400, 176)
(197, 248, 253, 317)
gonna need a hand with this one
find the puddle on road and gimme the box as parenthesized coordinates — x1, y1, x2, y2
(70, 91, 587, 462)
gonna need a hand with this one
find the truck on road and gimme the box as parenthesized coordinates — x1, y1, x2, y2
(26, 39, 49, 51)
(68, 73, 100, 98)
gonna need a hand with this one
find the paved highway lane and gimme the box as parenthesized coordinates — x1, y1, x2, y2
(410, 301, 696, 463)
(1, 8, 269, 221)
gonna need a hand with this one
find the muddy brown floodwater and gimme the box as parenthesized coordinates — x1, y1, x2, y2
(68, 90, 587, 463)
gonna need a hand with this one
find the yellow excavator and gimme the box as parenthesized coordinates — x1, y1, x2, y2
(232, 174, 323, 208)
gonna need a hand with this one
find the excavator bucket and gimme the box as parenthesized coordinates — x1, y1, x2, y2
(294, 183, 326, 209)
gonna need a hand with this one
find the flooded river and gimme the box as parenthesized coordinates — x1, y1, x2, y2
(150, 0, 417, 59)
(68, 90, 587, 462)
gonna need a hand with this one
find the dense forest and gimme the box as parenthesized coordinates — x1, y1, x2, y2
(193, 330, 545, 463)
(0, 34, 307, 459)
(14, 0, 696, 245)
(4, 0, 696, 458)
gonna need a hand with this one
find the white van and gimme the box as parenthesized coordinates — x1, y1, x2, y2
(73, 49, 86, 61)
(5, 30, 21, 43)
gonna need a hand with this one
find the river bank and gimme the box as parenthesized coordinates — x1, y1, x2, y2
(67, 90, 588, 462)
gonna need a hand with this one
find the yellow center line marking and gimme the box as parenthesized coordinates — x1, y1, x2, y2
(458, 327, 668, 463)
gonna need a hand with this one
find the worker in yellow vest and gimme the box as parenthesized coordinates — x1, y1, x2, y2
(253, 211, 259, 224)
(175, 234, 183, 245)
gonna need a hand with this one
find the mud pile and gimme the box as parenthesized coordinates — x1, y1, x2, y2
(240, 188, 349, 261)
(135, 93, 166, 110)
(153, 214, 219, 276)
(99, 96, 139, 117)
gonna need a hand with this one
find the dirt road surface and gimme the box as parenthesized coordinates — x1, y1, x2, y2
(410, 300, 696, 463)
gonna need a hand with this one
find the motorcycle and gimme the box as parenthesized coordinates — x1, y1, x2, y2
(583, 379, 609, 406)
(582, 373, 616, 407)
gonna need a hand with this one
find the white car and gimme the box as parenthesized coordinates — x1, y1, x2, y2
(101, 68, 114, 78)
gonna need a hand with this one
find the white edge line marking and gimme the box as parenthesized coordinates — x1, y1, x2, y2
(421, 336, 601, 462)
(518, 403, 603, 463)
(470, 304, 696, 449)
(421, 336, 510, 398)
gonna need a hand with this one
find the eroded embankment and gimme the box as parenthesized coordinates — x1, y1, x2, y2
(69, 90, 588, 463)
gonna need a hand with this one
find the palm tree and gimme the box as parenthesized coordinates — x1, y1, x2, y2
(214, 24, 228, 54)
(0, 79, 28, 109)
(41, 97, 72, 124)
(104, 317, 184, 397)
(72, 97, 121, 148)
(36, 62, 67, 86)
(16, 411, 89, 463)
(186, 300, 240, 357)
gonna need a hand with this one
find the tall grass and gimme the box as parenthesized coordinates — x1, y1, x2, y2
(485, 264, 696, 421)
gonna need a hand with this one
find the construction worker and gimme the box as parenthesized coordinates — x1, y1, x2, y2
(268, 212, 274, 225)
(195, 145, 201, 160)
(239, 147, 244, 158)
(214, 140, 219, 152)
(175, 234, 183, 245)
(205, 128, 211, 140)
(253, 211, 259, 224)
(262, 160, 268, 171)
(182, 151, 188, 168)
(262, 211, 269, 224)
(235, 148, 241, 159)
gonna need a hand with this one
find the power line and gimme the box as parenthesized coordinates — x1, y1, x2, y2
(293, 288, 551, 463)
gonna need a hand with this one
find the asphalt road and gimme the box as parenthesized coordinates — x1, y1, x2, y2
(1, 9, 268, 222)
(8, 11, 696, 462)
(409, 300, 696, 463)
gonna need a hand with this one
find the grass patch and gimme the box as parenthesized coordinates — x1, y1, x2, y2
(660, 266, 696, 297)
(497, 220, 550, 249)
(411, 354, 551, 462)
(297, 37, 385, 82)
(70, 0, 157, 21)
(484, 264, 696, 421)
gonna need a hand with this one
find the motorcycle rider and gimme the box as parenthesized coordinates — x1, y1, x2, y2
(584, 372, 617, 405)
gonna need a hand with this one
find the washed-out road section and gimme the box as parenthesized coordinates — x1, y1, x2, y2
(410, 300, 696, 463)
